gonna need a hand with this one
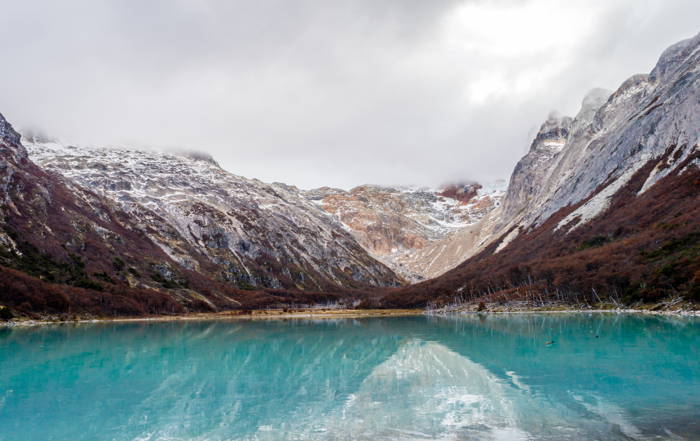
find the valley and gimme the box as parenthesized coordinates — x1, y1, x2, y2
(1, 33, 699, 320)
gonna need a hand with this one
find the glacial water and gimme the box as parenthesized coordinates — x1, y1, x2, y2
(0, 314, 699, 441)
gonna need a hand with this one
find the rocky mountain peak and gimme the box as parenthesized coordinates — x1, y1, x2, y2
(308, 182, 503, 280)
(580, 88, 612, 111)
(578, 88, 612, 120)
(494, 31, 700, 242)
(568, 88, 612, 137)
(499, 112, 574, 225)
(531, 113, 572, 153)
(650, 32, 700, 82)
(304, 186, 346, 201)
(499, 89, 611, 229)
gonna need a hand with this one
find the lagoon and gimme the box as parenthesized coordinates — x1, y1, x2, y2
(1, 314, 699, 440)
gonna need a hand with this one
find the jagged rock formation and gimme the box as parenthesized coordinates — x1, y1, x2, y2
(306, 183, 504, 280)
(25, 140, 402, 292)
(374, 33, 700, 308)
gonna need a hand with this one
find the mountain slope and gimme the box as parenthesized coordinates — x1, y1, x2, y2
(374, 33, 700, 308)
(24, 140, 402, 292)
(0, 112, 221, 317)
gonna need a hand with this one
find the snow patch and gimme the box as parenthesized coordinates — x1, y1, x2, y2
(556, 159, 648, 233)
(495, 228, 520, 253)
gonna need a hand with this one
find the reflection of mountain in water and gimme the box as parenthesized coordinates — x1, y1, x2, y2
(247, 340, 648, 441)
(301, 340, 528, 441)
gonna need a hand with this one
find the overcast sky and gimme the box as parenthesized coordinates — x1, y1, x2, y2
(1, 0, 698, 189)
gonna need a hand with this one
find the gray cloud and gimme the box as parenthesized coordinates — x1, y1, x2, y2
(1, 0, 698, 189)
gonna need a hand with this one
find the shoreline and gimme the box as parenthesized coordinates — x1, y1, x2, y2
(2, 303, 699, 327)
(425, 299, 700, 317)
(428, 308, 700, 317)
(0, 308, 424, 327)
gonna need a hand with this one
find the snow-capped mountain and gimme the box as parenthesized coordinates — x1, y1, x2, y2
(306, 183, 504, 280)
(375, 32, 700, 308)
(24, 139, 402, 293)
(0, 112, 219, 316)
(475, 34, 700, 254)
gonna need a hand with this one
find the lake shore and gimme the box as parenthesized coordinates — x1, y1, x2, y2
(2, 299, 699, 327)
(426, 299, 700, 317)
(0, 308, 424, 327)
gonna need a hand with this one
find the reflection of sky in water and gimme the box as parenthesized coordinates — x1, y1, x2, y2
(0, 314, 698, 440)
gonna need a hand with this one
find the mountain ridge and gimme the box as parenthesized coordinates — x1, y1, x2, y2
(24, 139, 403, 291)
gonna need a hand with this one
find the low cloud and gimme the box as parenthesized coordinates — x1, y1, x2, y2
(1, 0, 698, 188)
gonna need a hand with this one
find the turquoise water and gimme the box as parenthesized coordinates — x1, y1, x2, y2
(1, 314, 699, 441)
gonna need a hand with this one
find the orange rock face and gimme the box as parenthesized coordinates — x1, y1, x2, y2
(307, 183, 504, 280)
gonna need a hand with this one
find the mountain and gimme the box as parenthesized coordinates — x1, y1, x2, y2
(0, 119, 402, 318)
(374, 33, 700, 308)
(0, 112, 208, 317)
(305, 183, 504, 280)
(24, 139, 402, 291)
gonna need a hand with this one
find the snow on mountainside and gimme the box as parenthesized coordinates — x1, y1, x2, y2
(306, 183, 504, 280)
(25, 140, 402, 291)
(0, 112, 240, 316)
